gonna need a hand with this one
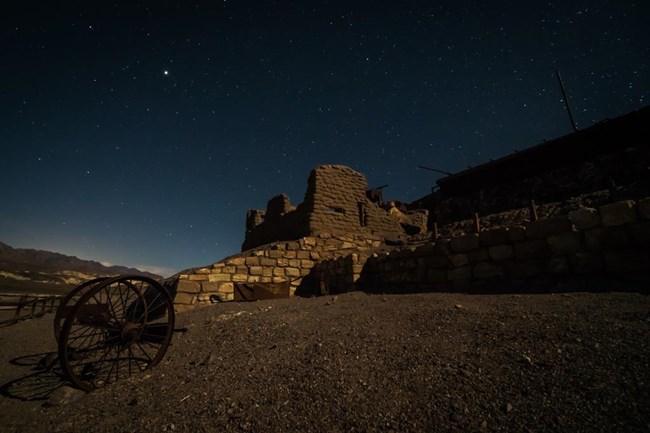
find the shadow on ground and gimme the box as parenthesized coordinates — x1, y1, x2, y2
(1, 352, 68, 401)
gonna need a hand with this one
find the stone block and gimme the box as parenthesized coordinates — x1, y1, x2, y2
(431, 239, 452, 255)
(547, 231, 582, 255)
(449, 254, 469, 267)
(297, 251, 311, 259)
(427, 269, 446, 283)
(508, 226, 526, 242)
(273, 267, 285, 276)
(479, 228, 510, 246)
(249, 266, 263, 275)
(450, 234, 480, 252)
(627, 221, 650, 245)
(468, 248, 489, 263)
(403, 258, 418, 269)
(303, 237, 317, 246)
(451, 279, 471, 291)
(262, 267, 273, 277)
(569, 207, 600, 230)
(247, 275, 260, 283)
(209, 273, 231, 282)
(584, 226, 629, 250)
(514, 240, 548, 259)
(174, 292, 196, 304)
(600, 200, 637, 226)
(197, 293, 212, 303)
(488, 244, 514, 261)
(245, 257, 260, 266)
(546, 256, 569, 274)
(570, 252, 603, 274)
(232, 274, 248, 283)
(217, 282, 234, 294)
(310, 252, 321, 260)
(260, 258, 276, 266)
(447, 266, 471, 281)
(268, 250, 283, 259)
(473, 262, 504, 279)
(504, 260, 544, 278)
(417, 256, 449, 269)
(639, 197, 650, 219)
(301, 260, 315, 268)
(177, 279, 201, 293)
(289, 259, 301, 267)
(188, 274, 209, 281)
(277, 258, 289, 267)
(236, 266, 248, 274)
(526, 216, 571, 240)
(200, 282, 219, 292)
(194, 267, 210, 274)
(227, 257, 245, 266)
(605, 251, 650, 273)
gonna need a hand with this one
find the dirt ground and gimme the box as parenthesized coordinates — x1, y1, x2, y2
(1, 291, 649, 433)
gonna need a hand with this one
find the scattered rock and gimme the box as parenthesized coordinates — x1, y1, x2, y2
(44, 386, 85, 407)
(199, 353, 218, 366)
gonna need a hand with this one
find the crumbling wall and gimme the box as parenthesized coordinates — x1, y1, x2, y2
(243, 165, 426, 250)
(314, 198, 650, 294)
(303, 165, 406, 240)
(243, 194, 310, 251)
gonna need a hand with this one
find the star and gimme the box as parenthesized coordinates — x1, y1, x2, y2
(163, 70, 169, 75)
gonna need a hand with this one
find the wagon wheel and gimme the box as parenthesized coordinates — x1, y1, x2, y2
(58, 275, 175, 391)
(54, 277, 109, 342)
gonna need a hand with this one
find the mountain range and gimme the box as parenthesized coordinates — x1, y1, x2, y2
(0, 241, 161, 294)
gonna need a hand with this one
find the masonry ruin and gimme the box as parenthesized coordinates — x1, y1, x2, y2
(242, 164, 428, 251)
(166, 106, 650, 311)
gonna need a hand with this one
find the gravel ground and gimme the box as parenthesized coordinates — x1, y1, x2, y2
(1, 291, 649, 433)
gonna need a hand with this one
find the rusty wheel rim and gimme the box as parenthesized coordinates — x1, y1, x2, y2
(58, 275, 175, 391)
(53, 277, 108, 343)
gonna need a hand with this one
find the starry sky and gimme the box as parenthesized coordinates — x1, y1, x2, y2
(1, 1, 648, 276)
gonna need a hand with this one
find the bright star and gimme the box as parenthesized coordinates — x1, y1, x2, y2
(163, 70, 169, 75)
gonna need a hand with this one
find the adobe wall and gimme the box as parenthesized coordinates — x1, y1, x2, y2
(243, 165, 427, 250)
(314, 198, 650, 295)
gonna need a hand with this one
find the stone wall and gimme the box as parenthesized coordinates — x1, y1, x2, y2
(243, 165, 427, 250)
(170, 232, 382, 312)
(314, 198, 650, 295)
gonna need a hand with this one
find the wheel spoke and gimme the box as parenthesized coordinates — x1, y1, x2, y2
(59, 276, 174, 391)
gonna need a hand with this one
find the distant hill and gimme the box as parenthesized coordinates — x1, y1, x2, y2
(0, 241, 161, 294)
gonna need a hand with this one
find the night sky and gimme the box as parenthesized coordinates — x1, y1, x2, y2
(1, 1, 648, 276)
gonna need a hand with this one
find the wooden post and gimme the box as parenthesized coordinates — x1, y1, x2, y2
(529, 200, 539, 222)
(473, 213, 481, 233)
(433, 222, 439, 240)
